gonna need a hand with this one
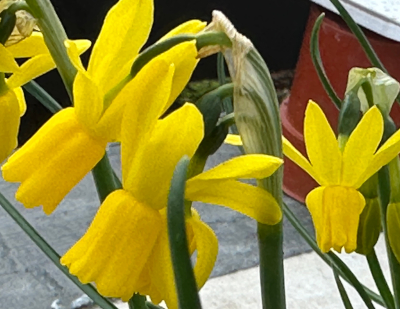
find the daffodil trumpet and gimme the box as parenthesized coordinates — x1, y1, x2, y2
(284, 100, 400, 253)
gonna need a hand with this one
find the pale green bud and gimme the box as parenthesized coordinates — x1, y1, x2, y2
(345, 67, 400, 118)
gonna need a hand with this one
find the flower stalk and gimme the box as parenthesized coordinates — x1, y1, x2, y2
(204, 11, 285, 308)
(24, 0, 76, 99)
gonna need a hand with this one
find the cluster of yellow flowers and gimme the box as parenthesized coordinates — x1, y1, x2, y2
(0, 0, 284, 307)
(4, 0, 400, 307)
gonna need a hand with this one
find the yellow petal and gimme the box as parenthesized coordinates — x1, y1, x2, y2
(154, 41, 198, 113)
(73, 71, 103, 130)
(118, 59, 174, 182)
(65, 41, 84, 70)
(304, 101, 342, 185)
(61, 190, 162, 301)
(87, 0, 153, 92)
(342, 106, 383, 187)
(0, 91, 20, 162)
(158, 20, 207, 41)
(189, 154, 282, 181)
(282, 136, 320, 183)
(13, 87, 26, 116)
(146, 218, 179, 309)
(7, 53, 55, 88)
(6, 32, 48, 57)
(358, 127, 400, 186)
(189, 216, 218, 289)
(2, 108, 107, 214)
(0, 44, 19, 73)
(306, 186, 365, 253)
(224, 134, 243, 146)
(126, 103, 204, 209)
(186, 179, 282, 225)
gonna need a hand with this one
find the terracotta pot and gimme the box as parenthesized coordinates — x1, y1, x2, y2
(281, 3, 400, 203)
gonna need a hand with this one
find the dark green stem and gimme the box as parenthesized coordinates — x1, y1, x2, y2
(25, 0, 76, 100)
(167, 156, 202, 309)
(310, 13, 341, 109)
(367, 249, 395, 309)
(258, 222, 285, 308)
(378, 167, 400, 309)
(23, 80, 63, 113)
(92, 153, 122, 203)
(0, 191, 118, 309)
(128, 294, 148, 309)
(283, 203, 384, 306)
(333, 270, 354, 309)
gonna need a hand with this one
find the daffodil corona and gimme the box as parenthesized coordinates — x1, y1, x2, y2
(284, 100, 400, 253)
(2, 0, 206, 214)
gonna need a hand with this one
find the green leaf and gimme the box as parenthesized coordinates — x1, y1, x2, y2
(310, 13, 341, 109)
(167, 155, 202, 309)
(333, 270, 354, 309)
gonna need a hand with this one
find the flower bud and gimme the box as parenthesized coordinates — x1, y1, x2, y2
(387, 202, 400, 263)
(200, 10, 283, 204)
(356, 197, 381, 255)
(345, 67, 400, 118)
(0, 0, 38, 46)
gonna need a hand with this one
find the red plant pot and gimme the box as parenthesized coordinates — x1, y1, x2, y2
(281, 3, 400, 203)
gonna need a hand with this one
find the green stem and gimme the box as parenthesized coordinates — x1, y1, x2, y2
(283, 203, 385, 306)
(92, 153, 122, 203)
(310, 13, 342, 109)
(167, 156, 202, 309)
(258, 221, 285, 309)
(378, 167, 400, 309)
(0, 191, 117, 309)
(333, 270, 354, 309)
(103, 31, 232, 107)
(128, 294, 148, 309)
(25, 0, 76, 100)
(23, 80, 62, 113)
(367, 249, 395, 309)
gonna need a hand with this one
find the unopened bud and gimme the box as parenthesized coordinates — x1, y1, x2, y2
(0, 0, 38, 46)
(202, 10, 283, 204)
(387, 202, 400, 263)
(345, 67, 399, 118)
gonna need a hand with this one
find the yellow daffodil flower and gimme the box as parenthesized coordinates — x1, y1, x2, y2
(284, 100, 400, 253)
(0, 32, 90, 164)
(61, 57, 283, 305)
(2, 0, 206, 214)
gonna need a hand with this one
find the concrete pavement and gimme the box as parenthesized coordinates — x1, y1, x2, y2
(0, 143, 317, 308)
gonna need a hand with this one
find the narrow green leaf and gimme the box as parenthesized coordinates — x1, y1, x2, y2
(366, 250, 395, 309)
(167, 155, 202, 309)
(328, 0, 386, 71)
(333, 269, 354, 309)
(310, 13, 342, 109)
(0, 192, 118, 309)
(23, 81, 63, 113)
